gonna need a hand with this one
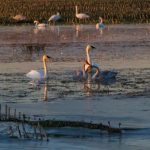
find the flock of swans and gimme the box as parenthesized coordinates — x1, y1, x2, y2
(26, 45, 117, 84)
(34, 5, 105, 31)
(26, 44, 117, 99)
(26, 5, 115, 95)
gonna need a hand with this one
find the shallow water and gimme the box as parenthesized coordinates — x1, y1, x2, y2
(0, 24, 150, 149)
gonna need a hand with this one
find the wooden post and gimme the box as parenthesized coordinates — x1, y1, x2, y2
(22, 122, 28, 138)
(19, 112, 21, 120)
(38, 119, 43, 140)
(23, 114, 26, 121)
(5, 104, 8, 120)
(17, 123, 22, 138)
(14, 109, 16, 119)
(0, 104, 1, 120)
(8, 107, 10, 120)
(33, 125, 38, 139)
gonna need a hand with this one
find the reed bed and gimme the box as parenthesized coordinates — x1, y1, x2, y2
(0, 0, 149, 24)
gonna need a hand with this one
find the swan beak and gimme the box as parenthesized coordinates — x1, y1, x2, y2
(91, 45, 96, 49)
(47, 55, 53, 61)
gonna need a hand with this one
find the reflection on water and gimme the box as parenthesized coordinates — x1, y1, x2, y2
(0, 24, 149, 101)
(0, 25, 150, 149)
(0, 25, 149, 101)
(43, 81, 48, 101)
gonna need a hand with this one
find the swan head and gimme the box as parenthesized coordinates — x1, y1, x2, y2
(34, 20, 39, 24)
(43, 55, 51, 61)
(99, 17, 103, 23)
(99, 17, 102, 20)
(57, 12, 60, 15)
(86, 45, 96, 52)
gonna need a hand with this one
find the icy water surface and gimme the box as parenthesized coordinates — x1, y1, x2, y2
(0, 24, 150, 149)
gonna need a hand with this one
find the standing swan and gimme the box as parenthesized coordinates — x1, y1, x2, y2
(83, 45, 97, 72)
(96, 17, 105, 30)
(73, 45, 117, 81)
(75, 5, 90, 20)
(48, 12, 61, 23)
(73, 45, 98, 80)
(26, 55, 51, 81)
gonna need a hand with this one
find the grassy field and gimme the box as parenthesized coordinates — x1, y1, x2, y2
(0, 0, 149, 25)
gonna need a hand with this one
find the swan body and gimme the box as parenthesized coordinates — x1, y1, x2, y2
(75, 6, 89, 19)
(48, 12, 61, 22)
(13, 14, 26, 21)
(26, 70, 45, 80)
(100, 70, 117, 79)
(96, 23, 105, 30)
(96, 17, 105, 30)
(73, 69, 117, 81)
(26, 55, 51, 81)
(34, 20, 47, 28)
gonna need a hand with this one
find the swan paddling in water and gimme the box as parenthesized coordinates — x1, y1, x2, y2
(73, 45, 117, 81)
(26, 55, 51, 82)
(34, 20, 47, 29)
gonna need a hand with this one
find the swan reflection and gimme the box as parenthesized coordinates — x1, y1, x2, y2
(43, 81, 48, 101)
(83, 72, 116, 96)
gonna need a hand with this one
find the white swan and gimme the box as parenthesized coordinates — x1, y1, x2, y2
(34, 20, 47, 28)
(75, 5, 90, 19)
(48, 12, 61, 23)
(13, 14, 26, 21)
(26, 55, 51, 81)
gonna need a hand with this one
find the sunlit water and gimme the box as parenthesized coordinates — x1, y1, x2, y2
(0, 24, 150, 149)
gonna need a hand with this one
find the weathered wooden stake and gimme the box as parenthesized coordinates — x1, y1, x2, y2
(14, 109, 16, 119)
(5, 104, 8, 120)
(38, 119, 43, 140)
(19, 112, 21, 120)
(17, 123, 22, 138)
(33, 125, 38, 139)
(22, 122, 28, 138)
(8, 107, 10, 119)
(0, 104, 1, 120)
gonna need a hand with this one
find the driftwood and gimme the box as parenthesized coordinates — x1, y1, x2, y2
(0, 104, 137, 136)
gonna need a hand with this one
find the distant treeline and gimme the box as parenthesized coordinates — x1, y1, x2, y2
(0, 0, 149, 25)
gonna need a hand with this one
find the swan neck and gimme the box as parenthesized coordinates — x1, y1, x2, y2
(75, 6, 78, 15)
(44, 82, 48, 101)
(100, 18, 103, 24)
(35, 21, 38, 25)
(43, 59, 48, 78)
(92, 67, 100, 80)
(86, 49, 91, 64)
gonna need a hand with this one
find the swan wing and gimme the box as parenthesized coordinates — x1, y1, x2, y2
(54, 15, 61, 21)
(38, 23, 46, 27)
(26, 70, 44, 80)
(92, 63, 99, 68)
(101, 70, 117, 79)
(49, 15, 61, 21)
(49, 15, 56, 21)
(76, 14, 89, 19)
(99, 23, 105, 29)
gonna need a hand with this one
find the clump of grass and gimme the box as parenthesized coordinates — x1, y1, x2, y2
(0, 0, 149, 25)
